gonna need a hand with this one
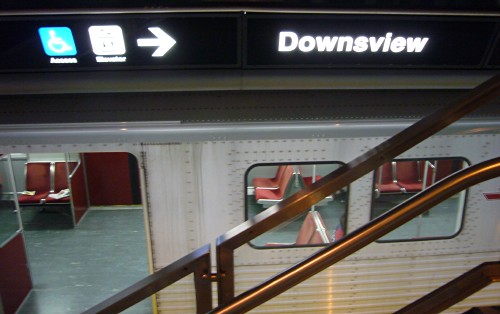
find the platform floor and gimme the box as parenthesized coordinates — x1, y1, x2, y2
(18, 207, 152, 314)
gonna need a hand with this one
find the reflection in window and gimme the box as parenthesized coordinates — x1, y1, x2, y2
(372, 158, 468, 241)
(246, 162, 348, 248)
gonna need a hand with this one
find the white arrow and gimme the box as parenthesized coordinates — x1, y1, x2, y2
(137, 27, 176, 57)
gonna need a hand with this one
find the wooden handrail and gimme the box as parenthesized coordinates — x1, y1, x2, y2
(82, 244, 212, 314)
(216, 74, 500, 304)
(396, 261, 500, 314)
(210, 157, 500, 313)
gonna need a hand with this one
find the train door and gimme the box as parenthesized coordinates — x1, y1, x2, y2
(0, 152, 152, 314)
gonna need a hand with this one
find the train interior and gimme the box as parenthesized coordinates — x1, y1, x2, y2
(0, 152, 151, 313)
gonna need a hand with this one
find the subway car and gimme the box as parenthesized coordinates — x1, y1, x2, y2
(0, 2, 499, 313)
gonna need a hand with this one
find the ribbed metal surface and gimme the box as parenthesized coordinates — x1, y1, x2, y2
(230, 252, 500, 313)
(152, 252, 500, 313)
(141, 131, 499, 313)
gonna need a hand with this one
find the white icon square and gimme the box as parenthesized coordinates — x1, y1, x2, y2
(88, 25, 126, 55)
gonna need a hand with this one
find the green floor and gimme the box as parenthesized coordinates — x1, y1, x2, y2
(372, 193, 464, 241)
(18, 208, 152, 314)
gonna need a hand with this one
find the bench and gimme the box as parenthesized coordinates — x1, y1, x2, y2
(18, 162, 76, 205)
(374, 162, 404, 197)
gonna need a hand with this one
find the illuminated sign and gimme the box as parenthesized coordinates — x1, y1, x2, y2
(0, 13, 498, 71)
(278, 32, 429, 53)
(246, 15, 498, 68)
(0, 15, 239, 71)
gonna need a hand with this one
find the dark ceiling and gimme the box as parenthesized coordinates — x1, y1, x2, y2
(2, 0, 500, 12)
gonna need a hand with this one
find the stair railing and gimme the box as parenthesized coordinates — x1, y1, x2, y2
(83, 74, 500, 314)
(396, 261, 500, 314)
(215, 74, 500, 305)
(210, 157, 500, 313)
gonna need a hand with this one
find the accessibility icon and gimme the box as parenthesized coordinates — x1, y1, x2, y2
(38, 27, 77, 56)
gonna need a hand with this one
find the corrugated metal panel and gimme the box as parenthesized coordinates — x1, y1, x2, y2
(144, 135, 499, 313)
(152, 252, 499, 313)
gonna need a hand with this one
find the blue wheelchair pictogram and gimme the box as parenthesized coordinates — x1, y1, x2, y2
(38, 27, 77, 56)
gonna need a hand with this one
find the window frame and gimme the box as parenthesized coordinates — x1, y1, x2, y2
(370, 156, 470, 243)
(245, 160, 348, 249)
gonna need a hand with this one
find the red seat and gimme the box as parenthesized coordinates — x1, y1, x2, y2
(18, 162, 51, 204)
(255, 166, 294, 202)
(295, 211, 331, 245)
(265, 211, 331, 247)
(302, 175, 322, 186)
(374, 162, 403, 195)
(435, 159, 464, 181)
(396, 161, 423, 193)
(253, 165, 287, 189)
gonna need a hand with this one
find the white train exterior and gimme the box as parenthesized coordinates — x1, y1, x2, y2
(0, 88, 499, 313)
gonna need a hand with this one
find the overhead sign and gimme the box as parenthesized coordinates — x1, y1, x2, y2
(0, 14, 240, 71)
(245, 15, 498, 68)
(0, 13, 498, 72)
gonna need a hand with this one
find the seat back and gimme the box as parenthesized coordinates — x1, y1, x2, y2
(377, 162, 396, 185)
(296, 211, 331, 245)
(53, 162, 77, 192)
(277, 166, 294, 199)
(396, 161, 421, 183)
(435, 159, 464, 181)
(253, 165, 288, 188)
(24, 162, 51, 192)
(274, 165, 287, 182)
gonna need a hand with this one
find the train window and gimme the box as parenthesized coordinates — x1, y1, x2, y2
(371, 158, 469, 242)
(246, 162, 348, 248)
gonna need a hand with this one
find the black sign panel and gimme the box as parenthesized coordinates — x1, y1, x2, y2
(0, 12, 498, 72)
(487, 33, 500, 67)
(245, 15, 498, 68)
(0, 14, 240, 71)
